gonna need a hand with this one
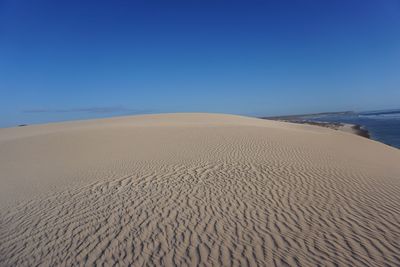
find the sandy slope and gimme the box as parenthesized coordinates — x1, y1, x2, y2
(1, 113, 400, 266)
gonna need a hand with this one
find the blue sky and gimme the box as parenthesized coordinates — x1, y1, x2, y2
(1, 0, 400, 127)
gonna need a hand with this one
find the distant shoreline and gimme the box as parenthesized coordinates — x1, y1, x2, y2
(264, 118, 370, 139)
(348, 124, 370, 138)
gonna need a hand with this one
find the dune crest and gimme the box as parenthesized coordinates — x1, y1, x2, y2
(1, 113, 400, 266)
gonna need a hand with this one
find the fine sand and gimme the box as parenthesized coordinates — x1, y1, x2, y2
(1, 113, 400, 266)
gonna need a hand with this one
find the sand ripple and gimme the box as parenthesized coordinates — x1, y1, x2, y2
(1, 113, 400, 266)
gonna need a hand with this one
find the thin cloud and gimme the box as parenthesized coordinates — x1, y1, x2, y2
(23, 106, 143, 114)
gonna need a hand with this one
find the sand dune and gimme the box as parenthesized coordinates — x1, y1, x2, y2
(1, 113, 400, 266)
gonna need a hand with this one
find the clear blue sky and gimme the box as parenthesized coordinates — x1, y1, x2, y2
(1, 0, 400, 127)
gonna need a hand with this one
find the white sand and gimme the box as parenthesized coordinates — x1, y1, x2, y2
(1, 113, 400, 266)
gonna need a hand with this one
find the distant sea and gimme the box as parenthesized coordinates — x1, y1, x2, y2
(306, 109, 400, 149)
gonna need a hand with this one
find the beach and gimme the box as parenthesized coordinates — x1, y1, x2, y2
(266, 118, 370, 139)
(1, 113, 400, 266)
(265, 110, 400, 148)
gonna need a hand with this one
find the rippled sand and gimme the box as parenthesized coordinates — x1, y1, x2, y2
(1, 113, 400, 266)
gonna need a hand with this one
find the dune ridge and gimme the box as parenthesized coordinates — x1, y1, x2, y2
(1, 113, 400, 266)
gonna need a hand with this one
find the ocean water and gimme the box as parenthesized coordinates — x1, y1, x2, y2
(307, 109, 400, 149)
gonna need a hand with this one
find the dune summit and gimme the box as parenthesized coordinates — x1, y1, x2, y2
(1, 113, 400, 266)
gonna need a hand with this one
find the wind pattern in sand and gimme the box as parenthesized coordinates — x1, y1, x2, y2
(1, 114, 400, 266)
